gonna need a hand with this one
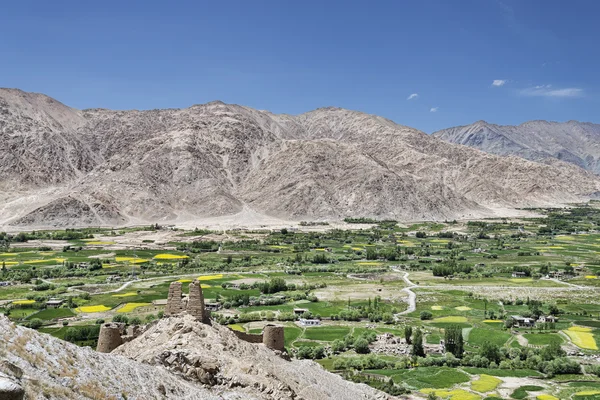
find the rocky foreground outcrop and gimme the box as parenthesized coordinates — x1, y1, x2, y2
(0, 315, 391, 399)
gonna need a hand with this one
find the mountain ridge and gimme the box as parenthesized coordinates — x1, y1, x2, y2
(433, 119, 600, 174)
(2, 88, 600, 229)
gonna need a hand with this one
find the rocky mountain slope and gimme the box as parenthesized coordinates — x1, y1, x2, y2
(0, 315, 389, 399)
(2, 88, 600, 228)
(433, 120, 600, 174)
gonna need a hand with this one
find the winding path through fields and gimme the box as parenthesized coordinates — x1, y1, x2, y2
(393, 270, 417, 316)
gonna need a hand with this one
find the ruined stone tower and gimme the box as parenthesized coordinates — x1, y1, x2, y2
(165, 281, 184, 316)
(187, 280, 207, 323)
(96, 323, 124, 353)
(262, 325, 285, 351)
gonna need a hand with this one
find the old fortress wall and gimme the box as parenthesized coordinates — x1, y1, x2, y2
(97, 279, 285, 353)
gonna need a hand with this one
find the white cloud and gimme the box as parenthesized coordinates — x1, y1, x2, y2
(520, 85, 583, 98)
(407, 93, 419, 100)
(492, 79, 507, 87)
(430, 107, 438, 113)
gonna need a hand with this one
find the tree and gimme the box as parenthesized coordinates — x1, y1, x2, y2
(129, 317, 142, 325)
(113, 314, 129, 324)
(479, 342, 500, 364)
(354, 338, 370, 354)
(444, 325, 464, 358)
(297, 346, 313, 359)
(548, 304, 560, 316)
(404, 325, 413, 345)
(28, 318, 43, 329)
(411, 329, 425, 357)
(420, 311, 433, 320)
(416, 231, 427, 238)
(331, 339, 345, 353)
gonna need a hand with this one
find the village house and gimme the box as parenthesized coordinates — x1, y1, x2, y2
(293, 308, 309, 316)
(538, 315, 558, 323)
(46, 298, 64, 308)
(106, 275, 121, 283)
(511, 271, 527, 278)
(511, 315, 535, 328)
(205, 302, 221, 311)
(0, 281, 12, 287)
(298, 318, 321, 327)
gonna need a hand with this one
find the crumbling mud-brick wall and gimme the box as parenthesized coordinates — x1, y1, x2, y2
(231, 330, 264, 343)
(262, 325, 285, 351)
(165, 282, 184, 316)
(187, 280, 206, 322)
(96, 323, 125, 353)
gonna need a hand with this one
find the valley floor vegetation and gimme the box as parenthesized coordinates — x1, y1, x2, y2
(5, 204, 600, 398)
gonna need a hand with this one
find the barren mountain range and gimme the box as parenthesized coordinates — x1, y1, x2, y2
(2, 88, 600, 229)
(433, 120, 600, 174)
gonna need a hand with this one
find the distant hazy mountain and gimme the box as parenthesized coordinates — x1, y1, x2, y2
(433, 120, 600, 174)
(2, 88, 600, 228)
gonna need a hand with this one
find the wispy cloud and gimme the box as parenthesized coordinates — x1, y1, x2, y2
(520, 85, 583, 98)
(492, 79, 507, 87)
(407, 93, 419, 100)
(430, 107, 438, 113)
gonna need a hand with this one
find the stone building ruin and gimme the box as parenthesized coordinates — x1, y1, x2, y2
(96, 322, 143, 353)
(97, 279, 286, 353)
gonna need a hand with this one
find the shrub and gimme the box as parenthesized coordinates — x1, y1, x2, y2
(420, 311, 433, 320)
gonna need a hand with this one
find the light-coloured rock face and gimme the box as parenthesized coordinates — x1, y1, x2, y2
(433, 120, 600, 174)
(0, 315, 389, 400)
(113, 314, 389, 400)
(2, 89, 600, 228)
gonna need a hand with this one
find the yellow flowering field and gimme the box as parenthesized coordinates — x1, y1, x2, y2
(356, 261, 381, 266)
(76, 305, 111, 313)
(420, 389, 480, 400)
(575, 391, 600, 396)
(117, 303, 150, 313)
(228, 324, 245, 332)
(431, 306, 444, 310)
(12, 300, 36, 305)
(483, 320, 503, 323)
(115, 257, 149, 264)
(23, 259, 53, 264)
(471, 374, 501, 392)
(537, 395, 559, 400)
(197, 274, 223, 281)
(112, 292, 137, 298)
(563, 326, 598, 350)
(178, 279, 192, 283)
(455, 306, 472, 311)
(433, 316, 468, 323)
(153, 253, 189, 260)
(585, 275, 597, 279)
(0, 261, 18, 266)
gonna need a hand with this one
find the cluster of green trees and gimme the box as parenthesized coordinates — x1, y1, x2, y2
(345, 374, 409, 396)
(432, 259, 472, 277)
(175, 240, 219, 252)
(330, 331, 378, 355)
(64, 325, 101, 343)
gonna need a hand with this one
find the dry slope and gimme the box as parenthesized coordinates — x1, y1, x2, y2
(2, 88, 600, 228)
(0, 315, 389, 400)
(433, 120, 600, 174)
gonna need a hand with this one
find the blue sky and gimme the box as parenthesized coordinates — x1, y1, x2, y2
(0, 0, 597, 132)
